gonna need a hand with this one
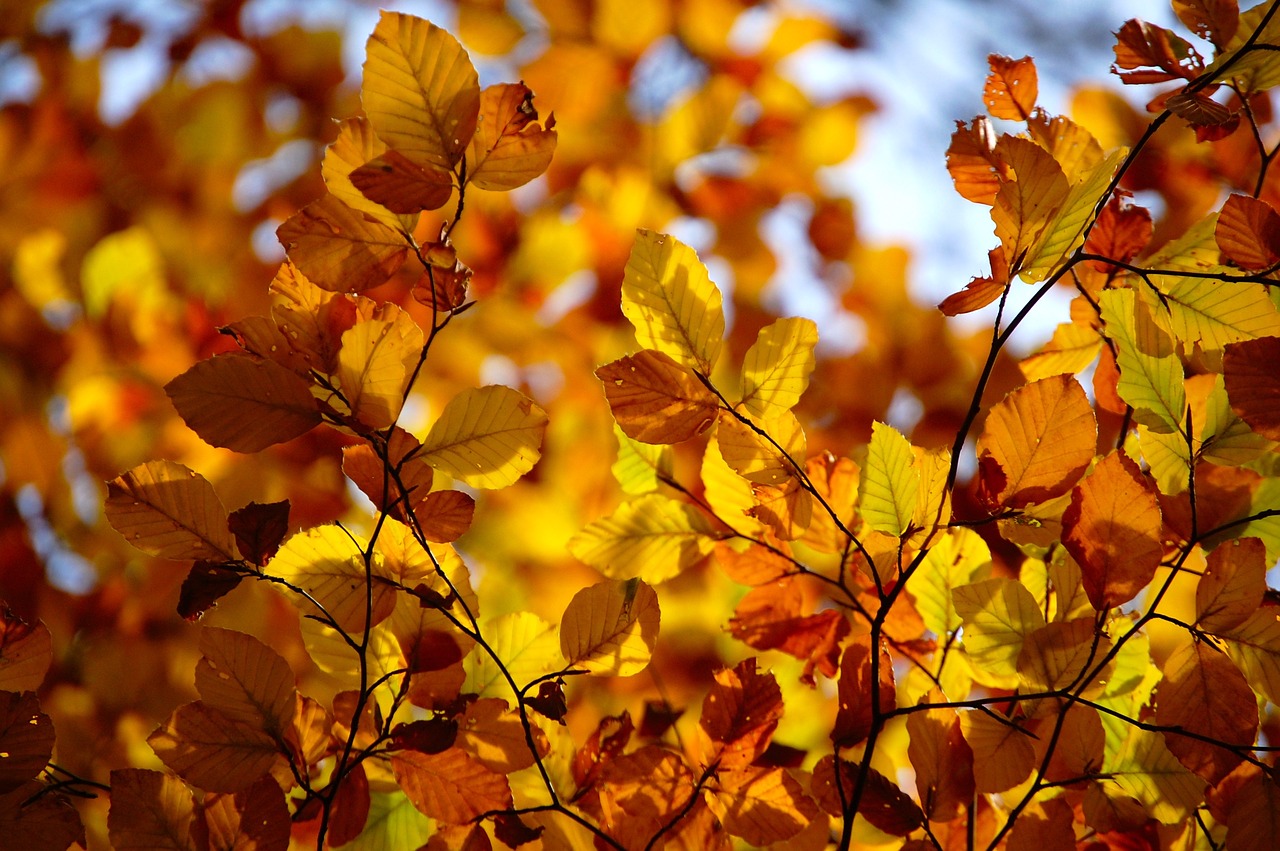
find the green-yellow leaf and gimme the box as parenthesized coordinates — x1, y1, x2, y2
(1020, 320, 1104, 381)
(463, 612, 558, 699)
(1106, 728, 1206, 825)
(739, 317, 818, 420)
(560, 579, 660, 677)
(909, 527, 991, 637)
(859, 421, 918, 537)
(336, 302, 423, 430)
(612, 426, 673, 495)
(1019, 147, 1126, 282)
(567, 493, 720, 584)
(991, 135, 1069, 273)
(621, 229, 724, 374)
(1202, 375, 1275, 467)
(1100, 287, 1186, 434)
(701, 433, 766, 538)
(953, 578, 1046, 690)
(268, 525, 394, 633)
(419, 385, 548, 489)
(361, 11, 480, 171)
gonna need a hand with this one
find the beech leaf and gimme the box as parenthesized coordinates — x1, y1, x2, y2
(105, 460, 240, 561)
(420, 385, 548, 489)
(559, 579, 660, 677)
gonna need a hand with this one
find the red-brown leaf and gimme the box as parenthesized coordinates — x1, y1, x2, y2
(699, 658, 783, 768)
(833, 637, 895, 748)
(1216, 194, 1280, 271)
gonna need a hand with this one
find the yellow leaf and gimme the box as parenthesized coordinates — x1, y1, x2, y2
(336, 302, 424, 430)
(321, 116, 419, 232)
(419, 385, 548, 489)
(1100, 288, 1186, 434)
(1202, 375, 1275, 466)
(909, 527, 991, 637)
(621, 229, 725, 374)
(148, 702, 287, 793)
(1019, 148, 1126, 282)
(991, 135, 1069, 273)
(611, 426, 673, 495)
(361, 11, 480, 171)
(559, 579, 660, 676)
(701, 433, 766, 538)
(739, 317, 818, 421)
(1020, 320, 1104, 381)
(908, 445, 952, 547)
(463, 611, 558, 699)
(105, 460, 239, 562)
(1106, 728, 1206, 825)
(858, 421, 917, 537)
(268, 261, 344, 374)
(269, 525, 395, 633)
(567, 493, 719, 583)
(466, 82, 557, 190)
(716, 410, 805, 487)
(953, 578, 1045, 689)
(1159, 277, 1280, 354)
(166, 355, 323, 453)
(1219, 609, 1280, 704)
(596, 349, 719, 445)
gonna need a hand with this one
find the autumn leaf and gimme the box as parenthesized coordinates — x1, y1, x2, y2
(953, 578, 1046, 689)
(1174, 0, 1239, 48)
(621, 229, 725, 375)
(1099, 288, 1187, 434)
(1196, 537, 1267, 633)
(611, 427, 674, 495)
(0, 781, 85, 851)
(0, 609, 52, 695)
(906, 691, 976, 821)
(1155, 637, 1257, 784)
(165, 355, 323, 453)
(0, 691, 54, 794)
(1062, 450, 1163, 611)
(559, 579, 660, 677)
(1105, 728, 1206, 824)
(349, 149, 454, 214)
(391, 747, 512, 824)
(1085, 195, 1153, 270)
(699, 658, 784, 768)
(858, 420, 917, 537)
(738, 317, 818, 421)
(567, 493, 719, 583)
(148, 701, 288, 793)
(276, 193, 410, 293)
(419, 385, 548, 489)
(832, 637, 895, 748)
(1224, 336, 1280, 441)
(716, 765, 818, 845)
(1016, 618, 1113, 718)
(362, 11, 480, 172)
(202, 777, 290, 851)
(983, 55, 1038, 120)
(728, 578, 849, 682)
(946, 117, 1010, 205)
(466, 82, 557, 190)
(334, 301, 423, 430)
(322, 117, 420, 233)
(1113, 18, 1204, 83)
(195, 627, 297, 739)
(596, 349, 719, 444)
(958, 710, 1036, 794)
(991, 135, 1069, 273)
(812, 758, 924, 835)
(108, 769, 198, 851)
(268, 525, 398, 632)
(105, 460, 240, 561)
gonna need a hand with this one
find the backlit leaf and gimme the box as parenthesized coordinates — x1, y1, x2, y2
(1084, 195, 1153, 269)
(1019, 147, 1126, 283)
(976, 373, 1096, 509)
(1155, 637, 1257, 784)
(906, 691, 975, 822)
(1218, 609, 1280, 704)
(166, 354, 323, 453)
(1225, 771, 1280, 851)
(0, 780, 85, 851)
(0, 611, 51, 694)
(1062, 451, 1163, 611)
(1016, 617, 1112, 718)
(983, 54, 1037, 120)
(958, 710, 1036, 793)
(0, 692, 53, 794)
(268, 525, 395, 633)
(350, 150, 454, 214)
(1106, 728, 1205, 824)
(567, 493, 719, 583)
(716, 410, 805, 488)
(148, 701, 287, 793)
(738, 317, 818, 421)
(560, 579, 660, 677)
(322, 117, 419, 232)
(105, 460, 239, 561)
(276, 193, 409, 294)
(953, 578, 1045, 689)
(611, 426, 673, 495)
(466, 82, 557, 190)
(833, 637, 895, 748)
(362, 11, 480, 171)
(910, 527, 992, 637)
(108, 769, 197, 851)
(462, 612, 557, 699)
(419, 385, 548, 489)
(1197, 537, 1267, 633)
(195, 627, 297, 739)
(1224, 336, 1280, 441)
(1113, 18, 1204, 84)
(1173, 0, 1239, 48)
(946, 117, 1009, 205)
(716, 766, 817, 845)
(202, 777, 290, 851)
(858, 420, 917, 537)
(1099, 287, 1186, 433)
(811, 758, 924, 835)
(621, 229, 724, 375)
(391, 747, 512, 824)
(596, 349, 719, 444)
(728, 578, 849, 683)
(991, 135, 1069, 273)
(700, 658, 783, 768)
(1216, 194, 1280, 270)
(336, 301, 423, 430)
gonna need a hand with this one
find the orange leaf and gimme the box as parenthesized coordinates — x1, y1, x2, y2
(0, 692, 54, 794)
(349, 150, 454, 214)
(906, 691, 976, 822)
(342, 429, 433, 519)
(1225, 770, 1280, 851)
(958, 710, 1036, 793)
(983, 55, 1037, 121)
(0, 609, 51, 694)
(811, 757, 924, 835)
(1155, 638, 1258, 784)
(1113, 19, 1204, 84)
(268, 261, 346, 374)
(1216, 194, 1280, 271)
(457, 698, 547, 773)
(699, 658, 783, 768)
(467, 82, 557, 191)
(166, 354, 322, 453)
(727, 579, 849, 683)
(201, 777, 290, 851)
(716, 766, 818, 845)
(1062, 451, 1164, 611)
(105, 460, 240, 562)
(108, 769, 198, 851)
(1173, 0, 1239, 49)
(938, 273, 1004, 317)
(415, 490, 476, 543)
(946, 117, 1009, 205)
(195, 627, 297, 739)
(976, 374, 1097, 509)
(148, 701, 287, 793)
(1084, 196, 1152, 271)
(327, 763, 371, 847)
(833, 637, 895, 748)
(713, 539, 793, 586)
(991, 135, 1069, 272)
(800, 452, 859, 553)
(1224, 335, 1280, 441)
(276, 193, 409, 294)
(596, 350, 719, 445)
(1197, 537, 1268, 633)
(391, 747, 512, 824)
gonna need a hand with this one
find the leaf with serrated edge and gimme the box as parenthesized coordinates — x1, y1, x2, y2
(420, 385, 548, 489)
(105, 460, 239, 561)
(621, 229, 724, 374)
(196, 627, 297, 738)
(739, 317, 818, 420)
(859, 421, 917, 537)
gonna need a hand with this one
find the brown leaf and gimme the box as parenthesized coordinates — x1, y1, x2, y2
(1224, 336, 1280, 441)
(1156, 639, 1258, 784)
(1062, 450, 1164, 611)
(227, 500, 289, 566)
(148, 701, 287, 793)
(0, 609, 51, 694)
(195, 627, 297, 738)
(105, 460, 240, 561)
(1198, 537, 1268, 633)
(391, 747, 513, 824)
(0, 691, 54, 794)
(727, 578, 849, 683)
(946, 117, 1009, 205)
(201, 777, 290, 851)
(0, 781, 85, 851)
(716, 765, 818, 845)
(276, 193, 409, 293)
(466, 82, 557, 191)
(415, 490, 476, 542)
(1168, 90, 1239, 137)
(1224, 770, 1280, 851)
(1085, 196, 1152, 270)
(328, 762, 371, 847)
(1173, 0, 1239, 49)
(178, 562, 244, 621)
(832, 637, 895, 748)
(596, 350, 719, 445)
(906, 691, 976, 821)
(983, 55, 1038, 120)
(166, 354, 322, 453)
(572, 712, 633, 795)
(1216, 194, 1280, 271)
(811, 757, 924, 836)
(699, 658, 783, 768)
(1113, 19, 1205, 84)
(107, 768, 198, 851)
(350, 149, 454, 214)
(457, 698, 546, 773)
